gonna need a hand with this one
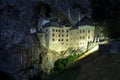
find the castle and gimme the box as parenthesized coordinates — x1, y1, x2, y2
(37, 16, 95, 52)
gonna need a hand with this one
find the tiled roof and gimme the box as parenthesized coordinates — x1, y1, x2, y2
(42, 21, 61, 27)
(72, 16, 94, 29)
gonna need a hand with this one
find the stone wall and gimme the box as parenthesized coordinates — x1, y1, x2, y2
(38, 25, 95, 52)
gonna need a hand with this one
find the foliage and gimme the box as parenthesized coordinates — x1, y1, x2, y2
(54, 54, 78, 71)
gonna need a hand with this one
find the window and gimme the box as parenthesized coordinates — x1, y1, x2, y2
(80, 36, 82, 39)
(62, 39, 63, 41)
(83, 36, 85, 39)
(59, 30, 61, 32)
(62, 34, 64, 37)
(52, 34, 55, 36)
(66, 30, 68, 32)
(52, 39, 54, 41)
(62, 30, 64, 32)
(80, 30, 82, 33)
(88, 30, 90, 33)
(56, 29, 58, 32)
(62, 43, 64, 45)
(40, 34, 42, 37)
(46, 29, 48, 32)
(66, 35, 68, 37)
(83, 30, 85, 33)
(58, 39, 60, 41)
(88, 36, 90, 39)
(53, 29, 54, 32)
(59, 34, 60, 37)
(66, 39, 68, 41)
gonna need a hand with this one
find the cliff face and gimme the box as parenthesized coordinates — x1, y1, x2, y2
(0, 0, 90, 80)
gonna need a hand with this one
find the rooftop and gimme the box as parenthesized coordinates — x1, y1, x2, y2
(72, 16, 94, 29)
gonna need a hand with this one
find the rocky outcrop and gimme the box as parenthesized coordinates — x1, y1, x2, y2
(0, 0, 91, 80)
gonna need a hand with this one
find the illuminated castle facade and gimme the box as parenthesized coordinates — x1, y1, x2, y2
(37, 16, 95, 52)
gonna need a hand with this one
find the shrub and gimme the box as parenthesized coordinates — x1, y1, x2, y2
(54, 54, 78, 71)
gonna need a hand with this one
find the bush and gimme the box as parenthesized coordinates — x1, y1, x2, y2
(54, 54, 78, 71)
